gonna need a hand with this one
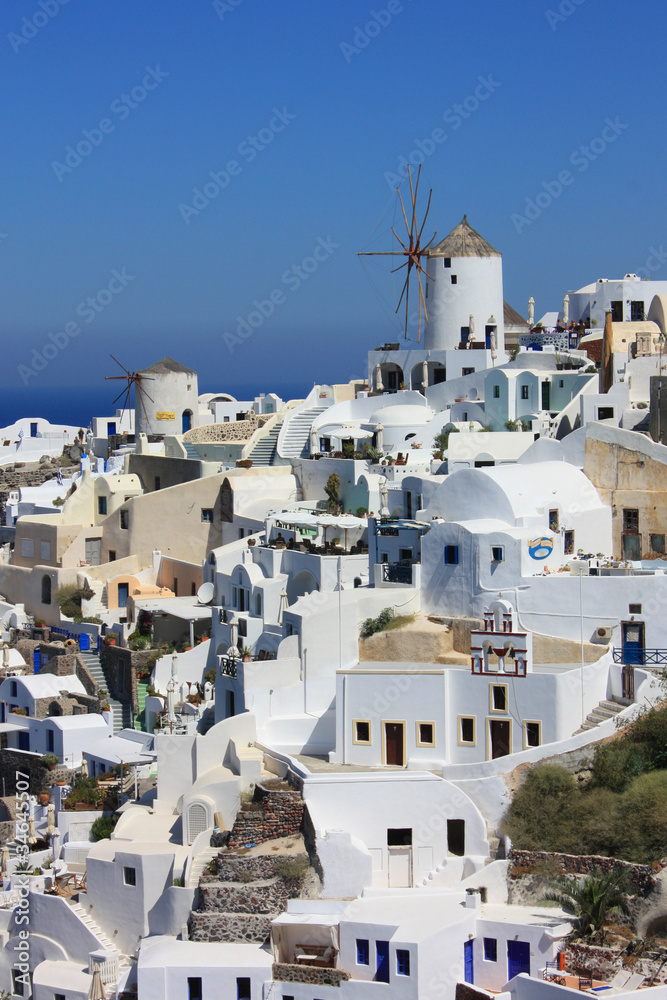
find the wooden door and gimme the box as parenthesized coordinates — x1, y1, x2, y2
(384, 722, 404, 766)
(490, 719, 511, 758)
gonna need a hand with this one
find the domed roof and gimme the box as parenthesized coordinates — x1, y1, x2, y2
(369, 404, 432, 426)
(428, 215, 501, 258)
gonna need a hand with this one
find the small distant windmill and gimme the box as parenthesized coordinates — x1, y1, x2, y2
(105, 355, 154, 430)
(358, 164, 437, 341)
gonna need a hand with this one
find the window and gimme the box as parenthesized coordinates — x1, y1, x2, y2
(444, 257, 451, 268)
(47, 729, 54, 752)
(521, 385, 529, 400)
(41, 575, 51, 605)
(623, 508, 639, 532)
(491, 684, 508, 713)
(631, 300, 645, 322)
(387, 828, 412, 845)
(11, 970, 25, 996)
(188, 978, 202, 1000)
(120, 510, 129, 530)
(202, 509, 213, 523)
(549, 509, 559, 532)
(444, 545, 459, 565)
(55, 994, 66, 1000)
(20, 539, 34, 558)
(399, 548, 412, 561)
(123, 866, 136, 886)
(354, 720, 371, 744)
(611, 300, 623, 322)
(236, 977, 251, 1000)
(462, 367, 474, 376)
(564, 530, 574, 555)
(154, 476, 161, 491)
(356, 939, 370, 965)
(461, 326, 470, 342)
(451, 275, 457, 285)
(491, 546, 504, 563)
(629, 603, 642, 614)
(484, 938, 497, 962)
(447, 818, 465, 856)
(459, 717, 475, 744)
(98, 496, 107, 515)
(559, 379, 565, 388)
(493, 385, 500, 398)
(524, 721, 541, 748)
(10, 681, 17, 698)
(40, 541, 50, 561)
(396, 950, 411, 976)
(417, 722, 435, 746)
(173, 578, 178, 596)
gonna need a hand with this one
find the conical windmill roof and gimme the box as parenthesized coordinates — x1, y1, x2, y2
(428, 215, 501, 258)
(139, 357, 197, 376)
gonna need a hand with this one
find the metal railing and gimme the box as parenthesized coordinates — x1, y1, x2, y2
(612, 648, 667, 665)
(381, 563, 412, 584)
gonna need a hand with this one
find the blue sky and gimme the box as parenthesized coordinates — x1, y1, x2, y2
(1, 0, 665, 398)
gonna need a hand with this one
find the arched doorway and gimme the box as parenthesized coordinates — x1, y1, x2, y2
(380, 363, 404, 393)
(286, 570, 319, 605)
(182, 409, 193, 433)
(41, 575, 51, 605)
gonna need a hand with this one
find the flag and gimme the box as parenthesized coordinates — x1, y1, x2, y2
(57, 467, 63, 486)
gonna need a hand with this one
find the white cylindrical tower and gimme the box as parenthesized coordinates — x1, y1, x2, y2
(423, 215, 505, 353)
(135, 357, 199, 437)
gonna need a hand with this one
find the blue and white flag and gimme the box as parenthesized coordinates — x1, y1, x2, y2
(57, 467, 63, 486)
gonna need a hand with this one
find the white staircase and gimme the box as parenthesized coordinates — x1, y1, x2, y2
(183, 441, 200, 461)
(79, 650, 131, 734)
(68, 899, 131, 975)
(573, 697, 625, 735)
(187, 846, 221, 888)
(277, 392, 333, 459)
(246, 418, 284, 466)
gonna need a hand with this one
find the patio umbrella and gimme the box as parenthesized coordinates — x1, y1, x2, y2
(28, 816, 36, 845)
(380, 477, 389, 517)
(80, 757, 89, 778)
(2, 644, 8, 668)
(46, 804, 56, 836)
(375, 423, 383, 454)
(277, 588, 289, 625)
(422, 360, 428, 388)
(468, 314, 475, 345)
(171, 652, 179, 681)
(375, 364, 383, 392)
(88, 966, 106, 1000)
(166, 677, 176, 723)
(229, 616, 239, 652)
(563, 293, 570, 325)
(310, 425, 319, 455)
(528, 296, 535, 326)
(1, 845, 9, 875)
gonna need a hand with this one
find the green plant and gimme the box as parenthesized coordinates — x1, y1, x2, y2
(542, 866, 631, 942)
(91, 814, 119, 841)
(204, 668, 216, 686)
(55, 583, 94, 620)
(13, 861, 33, 874)
(324, 473, 341, 512)
(146, 685, 156, 697)
(172, 876, 184, 887)
(41, 754, 59, 768)
(274, 855, 310, 879)
(504, 419, 520, 431)
(53, 496, 65, 507)
(433, 428, 459, 454)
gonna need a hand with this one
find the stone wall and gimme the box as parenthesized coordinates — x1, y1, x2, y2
(226, 782, 304, 849)
(99, 645, 155, 713)
(456, 984, 496, 1000)
(199, 876, 302, 914)
(272, 964, 350, 988)
(508, 849, 664, 895)
(0, 459, 70, 521)
(203, 854, 296, 883)
(188, 911, 273, 943)
(0, 750, 50, 797)
(35, 644, 99, 696)
(565, 943, 618, 979)
(183, 414, 271, 445)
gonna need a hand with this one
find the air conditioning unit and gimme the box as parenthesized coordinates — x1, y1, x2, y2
(596, 626, 612, 640)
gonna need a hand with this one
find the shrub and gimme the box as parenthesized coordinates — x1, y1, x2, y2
(55, 583, 94, 620)
(434, 428, 459, 453)
(274, 855, 310, 879)
(360, 607, 394, 639)
(172, 876, 184, 887)
(91, 814, 119, 841)
(355, 507, 368, 518)
(324, 473, 340, 511)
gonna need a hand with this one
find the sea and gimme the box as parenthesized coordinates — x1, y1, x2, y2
(0, 382, 313, 430)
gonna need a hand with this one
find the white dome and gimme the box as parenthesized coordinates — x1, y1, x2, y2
(369, 404, 432, 426)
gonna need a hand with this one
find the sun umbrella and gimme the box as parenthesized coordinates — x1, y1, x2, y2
(28, 816, 36, 845)
(380, 477, 389, 517)
(229, 616, 238, 652)
(46, 804, 56, 836)
(88, 966, 106, 1000)
(2, 644, 8, 668)
(80, 757, 88, 778)
(310, 425, 319, 455)
(469, 314, 475, 345)
(422, 360, 428, 388)
(166, 677, 176, 723)
(375, 423, 384, 454)
(277, 588, 289, 625)
(171, 652, 179, 681)
(528, 296, 535, 326)
(375, 364, 383, 392)
(1, 845, 9, 875)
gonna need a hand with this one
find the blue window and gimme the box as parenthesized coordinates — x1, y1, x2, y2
(484, 938, 497, 962)
(396, 950, 410, 976)
(356, 939, 369, 965)
(444, 545, 459, 565)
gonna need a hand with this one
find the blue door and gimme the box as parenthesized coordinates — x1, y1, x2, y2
(464, 940, 474, 984)
(107, 422, 116, 436)
(30, 423, 38, 438)
(375, 941, 390, 983)
(622, 622, 645, 664)
(118, 584, 129, 610)
(508, 941, 530, 979)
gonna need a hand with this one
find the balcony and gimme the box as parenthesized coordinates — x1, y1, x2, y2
(382, 562, 413, 584)
(612, 648, 667, 665)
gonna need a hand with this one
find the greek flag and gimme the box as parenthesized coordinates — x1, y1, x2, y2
(57, 467, 63, 486)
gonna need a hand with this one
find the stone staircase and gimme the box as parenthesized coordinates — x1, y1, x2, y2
(79, 650, 132, 734)
(68, 899, 131, 974)
(246, 418, 284, 466)
(573, 697, 626, 735)
(277, 401, 332, 459)
(187, 846, 221, 889)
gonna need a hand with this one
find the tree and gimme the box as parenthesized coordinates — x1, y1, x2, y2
(324, 473, 340, 512)
(542, 866, 631, 941)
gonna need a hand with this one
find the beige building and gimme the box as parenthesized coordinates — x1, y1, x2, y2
(584, 422, 667, 560)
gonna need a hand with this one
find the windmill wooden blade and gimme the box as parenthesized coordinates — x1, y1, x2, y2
(397, 187, 412, 242)
(408, 166, 418, 243)
(417, 188, 433, 242)
(109, 354, 131, 375)
(112, 385, 130, 407)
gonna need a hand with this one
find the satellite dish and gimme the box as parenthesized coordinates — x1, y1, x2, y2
(197, 582, 214, 605)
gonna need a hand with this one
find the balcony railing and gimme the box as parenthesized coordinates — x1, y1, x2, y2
(219, 656, 238, 678)
(612, 648, 667, 665)
(381, 562, 412, 584)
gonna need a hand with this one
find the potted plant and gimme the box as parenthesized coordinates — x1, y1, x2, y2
(241, 646, 252, 663)
(104, 633, 116, 647)
(39, 792, 50, 806)
(41, 754, 59, 771)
